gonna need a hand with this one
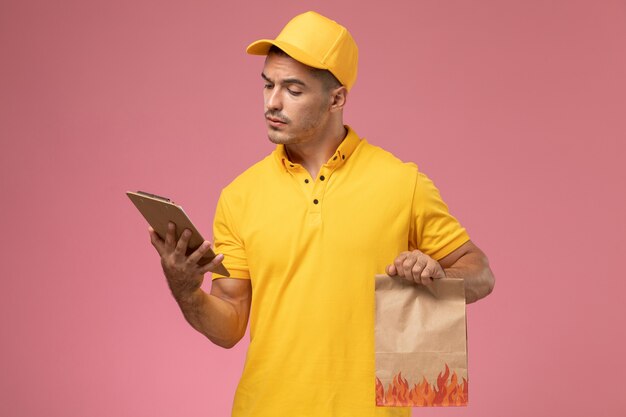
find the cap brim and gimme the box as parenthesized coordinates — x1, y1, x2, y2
(246, 39, 328, 70)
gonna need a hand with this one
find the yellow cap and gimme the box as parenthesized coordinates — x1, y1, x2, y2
(246, 11, 358, 91)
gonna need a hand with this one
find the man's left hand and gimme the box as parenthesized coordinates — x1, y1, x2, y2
(386, 250, 446, 286)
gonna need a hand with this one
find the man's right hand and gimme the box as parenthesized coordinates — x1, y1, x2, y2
(148, 222, 224, 302)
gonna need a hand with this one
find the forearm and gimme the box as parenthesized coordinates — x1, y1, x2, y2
(175, 289, 244, 348)
(443, 251, 495, 303)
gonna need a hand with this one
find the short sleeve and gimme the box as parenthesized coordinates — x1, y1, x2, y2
(409, 171, 470, 260)
(212, 191, 250, 280)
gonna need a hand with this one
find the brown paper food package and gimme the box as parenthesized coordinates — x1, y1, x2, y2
(375, 274, 468, 407)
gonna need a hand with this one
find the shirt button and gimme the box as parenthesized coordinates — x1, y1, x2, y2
(342, 155, 346, 160)
(319, 175, 325, 181)
(289, 164, 294, 167)
(313, 199, 319, 204)
(333, 156, 337, 161)
(304, 179, 309, 184)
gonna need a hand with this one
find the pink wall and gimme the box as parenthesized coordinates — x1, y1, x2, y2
(2, 0, 625, 416)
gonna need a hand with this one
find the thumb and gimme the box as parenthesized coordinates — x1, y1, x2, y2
(386, 264, 396, 276)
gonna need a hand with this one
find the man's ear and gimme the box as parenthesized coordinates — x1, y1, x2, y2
(329, 86, 348, 111)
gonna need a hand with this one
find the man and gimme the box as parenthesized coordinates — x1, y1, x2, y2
(149, 11, 494, 417)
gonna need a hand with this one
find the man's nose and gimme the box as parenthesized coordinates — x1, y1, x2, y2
(265, 88, 282, 111)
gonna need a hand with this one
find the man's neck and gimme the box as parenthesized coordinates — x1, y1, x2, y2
(285, 124, 348, 178)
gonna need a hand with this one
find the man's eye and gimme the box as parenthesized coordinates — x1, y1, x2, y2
(264, 84, 273, 89)
(288, 89, 302, 96)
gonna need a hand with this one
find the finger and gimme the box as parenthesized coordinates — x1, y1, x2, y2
(174, 228, 192, 257)
(394, 254, 410, 277)
(419, 263, 434, 285)
(187, 240, 212, 265)
(403, 254, 423, 279)
(420, 275, 434, 286)
(198, 253, 225, 275)
(165, 222, 176, 249)
(149, 227, 165, 255)
(420, 264, 434, 280)
(422, 260, 446, 280)
(386, 264, 396, 275)
(420, 260, 445, 285)
(410, 258, 427, 283)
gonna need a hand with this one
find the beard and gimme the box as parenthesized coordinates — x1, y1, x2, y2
(267, 127, 305, 145)
(265, 107, 327, 145)
(265, 110, 293, 144)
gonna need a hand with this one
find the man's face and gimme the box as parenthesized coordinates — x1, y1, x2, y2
(261, 53, 332, 145)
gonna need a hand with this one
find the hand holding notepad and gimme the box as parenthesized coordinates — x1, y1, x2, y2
(127, 191, 229, 277)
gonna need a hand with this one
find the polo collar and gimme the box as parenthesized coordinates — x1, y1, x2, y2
(274, 126, 361, 172)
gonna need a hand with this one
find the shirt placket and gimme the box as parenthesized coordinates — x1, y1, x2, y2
(283, 149, 345, 225)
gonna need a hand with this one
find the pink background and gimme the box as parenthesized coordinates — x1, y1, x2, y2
(2, 0, 625, 416)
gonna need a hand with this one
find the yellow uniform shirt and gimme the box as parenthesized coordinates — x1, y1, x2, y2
(213, 127, 469, 417)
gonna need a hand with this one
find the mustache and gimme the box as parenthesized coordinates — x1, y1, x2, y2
(265, 111, 290, 124)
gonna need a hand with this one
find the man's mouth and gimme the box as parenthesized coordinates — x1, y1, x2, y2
(266, 116, 288, 128)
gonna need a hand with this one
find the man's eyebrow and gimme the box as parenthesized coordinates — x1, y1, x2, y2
(261, 72, 306, 87)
